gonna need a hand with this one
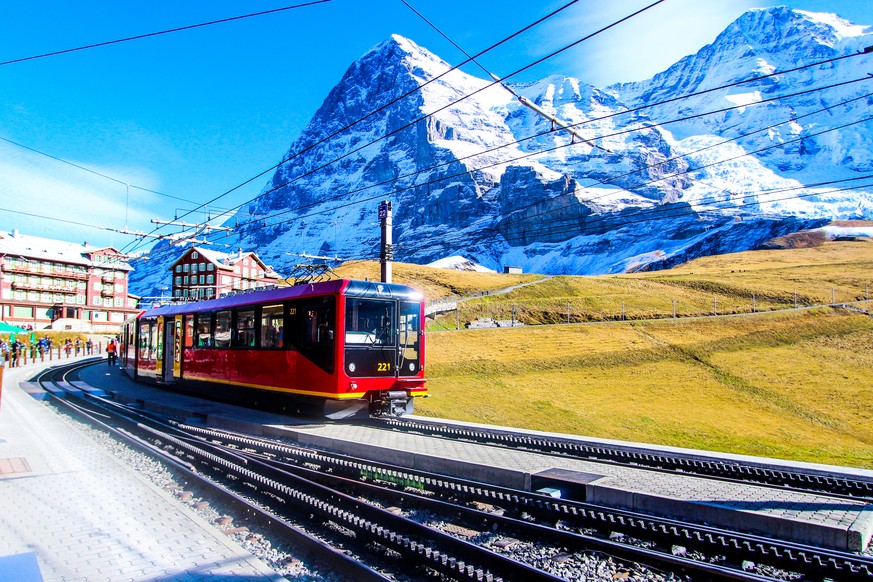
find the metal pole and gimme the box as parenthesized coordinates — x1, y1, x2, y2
(379, 201, 393, 284)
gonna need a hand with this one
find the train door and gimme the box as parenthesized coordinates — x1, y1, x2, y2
(162, 317, 181, 383)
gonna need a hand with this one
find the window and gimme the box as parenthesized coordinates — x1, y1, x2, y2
(183, 264, 190, 272)
(184, 315, 194, 349)
(207, 263, 214, 271)
(200, 262, 206, 272)
(345, 298, 394, 345)
(175, 276, 181, 285)
(195, 313, 213, 347)
(399, 302, 421, 375)
(299, 296, 335, 372)
(183, 276, 189, 285)
(93, 281, 101, 290)
(233, 309, 256, 348)
(260, 304, 284, 349)
(191, 263, 198, 274)
(139, 322, 152, 359)
(115, 283, 123, 292)
(199, 275, 205, 284)
(214, 310, 231, 348)
(192, 252, 199, 259)
(206, 274, 214, 284)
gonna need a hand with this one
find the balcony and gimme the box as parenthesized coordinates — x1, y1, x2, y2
(2, 262, 89, 279)
(101, 287, 116, 296)
(11, 281, 78, 294)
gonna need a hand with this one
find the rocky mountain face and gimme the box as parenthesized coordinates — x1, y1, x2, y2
(130, 7, 872, 296)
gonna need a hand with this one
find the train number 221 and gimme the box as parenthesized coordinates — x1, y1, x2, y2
(377, 362, 391, 372)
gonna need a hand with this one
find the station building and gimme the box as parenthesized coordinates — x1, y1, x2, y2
(169, 246, 282, 300)
(0, 230, 140, 332)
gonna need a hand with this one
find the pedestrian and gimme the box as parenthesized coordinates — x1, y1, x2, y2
(106, 340, 118, 366)
(86, 338, 93, 355)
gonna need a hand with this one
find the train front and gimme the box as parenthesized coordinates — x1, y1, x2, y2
(340, 280, 427, 416)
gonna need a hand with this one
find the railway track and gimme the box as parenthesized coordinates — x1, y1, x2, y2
(376, 417, 873, 503)
(29, 361, 873, 581)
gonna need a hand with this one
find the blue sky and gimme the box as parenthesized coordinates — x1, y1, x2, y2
(0, 0, 870, 253)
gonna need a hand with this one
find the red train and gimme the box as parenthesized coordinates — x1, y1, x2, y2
(121, 279, 426, 418)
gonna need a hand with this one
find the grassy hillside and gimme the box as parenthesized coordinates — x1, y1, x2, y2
(437, 239, 873, 326)
(355, 240, 872, 468)
(420, 308, 873, 468)
(334, 260, 542, 300)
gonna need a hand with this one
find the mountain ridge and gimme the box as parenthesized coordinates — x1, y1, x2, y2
(130, 7, 873, 297)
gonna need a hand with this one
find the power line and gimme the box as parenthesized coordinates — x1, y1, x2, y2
(0, 1, 331, 67)
(124, 0, 584, 254)
(134, 0, 667, 255)
(0, 135, 197, 204)
(224, 73, 873, 240)
(141, 14, 873, 263)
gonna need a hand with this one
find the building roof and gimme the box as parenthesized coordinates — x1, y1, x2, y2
(0, 230, 131, 270)
(169, 246, 279, 276)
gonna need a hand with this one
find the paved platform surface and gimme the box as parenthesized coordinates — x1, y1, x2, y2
(34, 362, 873, 554)
(0, 360, 285, 581)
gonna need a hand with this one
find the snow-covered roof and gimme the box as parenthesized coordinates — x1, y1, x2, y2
(0, 230, 131, 270)
(169, 246, 279, 275)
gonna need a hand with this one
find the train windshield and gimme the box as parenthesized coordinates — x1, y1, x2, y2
(345, 298, 395, 346)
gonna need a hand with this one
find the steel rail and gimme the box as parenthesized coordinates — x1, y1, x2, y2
(33, 363, 390, 582)
(377, 418, 873, 502)
(180, 423, 873, 582)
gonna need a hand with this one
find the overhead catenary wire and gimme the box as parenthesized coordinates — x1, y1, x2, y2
(130, 0, 669, 257)
(141, 82, 872, 267)
(212, 49, 873, 244)
(154, 110, 872, 268)
(0, 135, 199, 205)
(124, 0, 586, 253)
(0, 1, 332, 67)
(139, 15, 873, 264)
(212, 73, 873, 242)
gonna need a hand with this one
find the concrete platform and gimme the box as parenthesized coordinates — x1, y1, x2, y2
(73, 364, 873, 552)
(0, 360, 285, 581)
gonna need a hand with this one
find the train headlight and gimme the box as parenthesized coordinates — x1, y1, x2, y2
(408, 362, 416, 372)
(348, 362, 356, 373)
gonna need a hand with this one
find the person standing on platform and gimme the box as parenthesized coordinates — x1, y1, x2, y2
(106, 339, 118, 366)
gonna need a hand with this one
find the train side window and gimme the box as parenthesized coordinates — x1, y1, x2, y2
(195, 313, 214, 348)
(215, 310, 232, 348)
(233, 309, 256, 348)
(260, 304, 284, 349)
(139, 322, 151, 359)
(184, 315, 194, 349)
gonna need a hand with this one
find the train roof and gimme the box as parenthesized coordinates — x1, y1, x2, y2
(138, 279, 423, 319)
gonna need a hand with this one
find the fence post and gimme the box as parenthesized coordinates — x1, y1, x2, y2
(714, 296, 717, 316)
(794, 290, 797, 309)
(621, 301, 625, 321)
(672, 299, 676, 318)
(567, 303, 570, 324)
(753, 293, 756, 313)
(455, 309, 460, 331)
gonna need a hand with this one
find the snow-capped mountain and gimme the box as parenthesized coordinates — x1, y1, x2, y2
(130, 7, 873, 296)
